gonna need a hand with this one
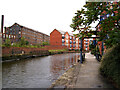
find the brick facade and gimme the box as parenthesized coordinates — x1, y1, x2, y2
(2, 23, 50, 45)
(50, 29, 62, 45)
(50, 29, 81, 50)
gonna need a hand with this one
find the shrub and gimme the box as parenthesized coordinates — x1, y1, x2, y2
(100, 43, 120, 88)
(91, 48, 96, 55)
(4, 38, 11, 47)
(41, 42, 49, 46)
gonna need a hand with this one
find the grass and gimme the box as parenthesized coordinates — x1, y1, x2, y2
(49, 49, 67, 54)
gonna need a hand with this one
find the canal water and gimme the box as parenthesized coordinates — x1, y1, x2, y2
(2, 53, 80, 88)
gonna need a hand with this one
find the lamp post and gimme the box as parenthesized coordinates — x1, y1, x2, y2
(79, 30, 83, 64)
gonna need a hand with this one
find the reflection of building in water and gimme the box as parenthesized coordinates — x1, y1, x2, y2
(50, 56, 63, 75)
(50, 53, 80, 77)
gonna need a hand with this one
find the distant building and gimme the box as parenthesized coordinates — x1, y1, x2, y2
(2, 23, 50, 45)
(95, 2, 118, 55)
(50, 29, 81, 50)
(83, 38, 96, 51)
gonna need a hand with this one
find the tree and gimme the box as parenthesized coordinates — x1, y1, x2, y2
(70, 1, 120, 48)
(4, 38, 11, 47)
(41, 42, 49, 46)
(19, 37, 29, 46)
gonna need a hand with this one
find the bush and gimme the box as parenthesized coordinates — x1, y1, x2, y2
(4, 38, 11, 47)
(41, 42, 49, 46)
(91, 48, 96, 55)
(100, 43, 120, 88)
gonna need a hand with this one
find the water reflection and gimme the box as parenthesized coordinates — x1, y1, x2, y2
(2, 53, 79, 88)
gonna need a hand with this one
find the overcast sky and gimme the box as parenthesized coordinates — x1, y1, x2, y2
(0, 0, 87, 35)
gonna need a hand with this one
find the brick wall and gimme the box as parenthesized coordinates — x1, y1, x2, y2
(50, 29, 62, 45)
(2, 47, 46, 56)
(97, 41, 102, 55)
(44, 45, 68, 50)
(2, 45, 68, 56)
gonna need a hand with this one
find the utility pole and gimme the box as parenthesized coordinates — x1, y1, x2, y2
(1, 15, 4, 37)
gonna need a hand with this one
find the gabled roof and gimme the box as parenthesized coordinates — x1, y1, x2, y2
(57, 30, 66, 35)
(6, 23, 49, 36)
(54, 29, 73, 36)
(68, 33, 73, 36)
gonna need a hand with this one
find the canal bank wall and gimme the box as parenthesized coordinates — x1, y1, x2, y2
(2, 46, 78, 61)
(49, 63, 81, 88)
(2, 47, 49, 61)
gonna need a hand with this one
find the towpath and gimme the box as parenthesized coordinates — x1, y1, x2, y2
(73, 52, 115, 88)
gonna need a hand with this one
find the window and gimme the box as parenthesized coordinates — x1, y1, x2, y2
(76, 38, 78, 41)
(70, 36, 72, 40)
(70, 40, 72, 44)
(62, 39, 65, 43)
(66, 40, 68, 43)
(10, 31, 12, 34)
(6, 35, 8, 38)
(19, 31, 21, 34)
(76, 45, 78, 47)
(62, 35, 65, 39)
(66, 35, 68, 39)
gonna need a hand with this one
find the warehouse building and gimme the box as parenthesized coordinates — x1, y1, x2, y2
(2, 23, 50, 45)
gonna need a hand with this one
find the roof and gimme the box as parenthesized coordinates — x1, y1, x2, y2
(6, 23, 50, 37)
(68, 32, 73, 36)
(54, 29, 73, 36)
(57, 30, 66, 35)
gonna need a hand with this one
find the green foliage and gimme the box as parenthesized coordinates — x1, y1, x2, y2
(49, 49, 67, 53)
(11, 37, 29, 47)
(4, 38, 11, 47)
(100, 44, 120, 88)
(70, 2, 120, 48)
(19, 37, 27, 46)
(89, 41, 100, 55)
(41, 42, 49, 46)
(91, 48, 96, 55)
(89, 43, 95, 50)
(26, 41, 29, 45)
(12, 43, 21, 47)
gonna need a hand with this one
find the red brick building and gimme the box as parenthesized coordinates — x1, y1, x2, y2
(2, 23, 50, 45)
(83, 38, 96, 51)
(95, 2, 119, 55)
(50, 29, 81, 50)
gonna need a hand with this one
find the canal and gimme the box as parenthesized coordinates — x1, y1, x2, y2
(2, 53, 80, 88)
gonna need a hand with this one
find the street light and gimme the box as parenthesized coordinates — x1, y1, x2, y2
(79, 30, 83, 64)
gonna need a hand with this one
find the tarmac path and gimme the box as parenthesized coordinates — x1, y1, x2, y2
(74, 52, 115, 88)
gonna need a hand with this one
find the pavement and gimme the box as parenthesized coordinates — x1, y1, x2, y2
(73, 52, 115, 88)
